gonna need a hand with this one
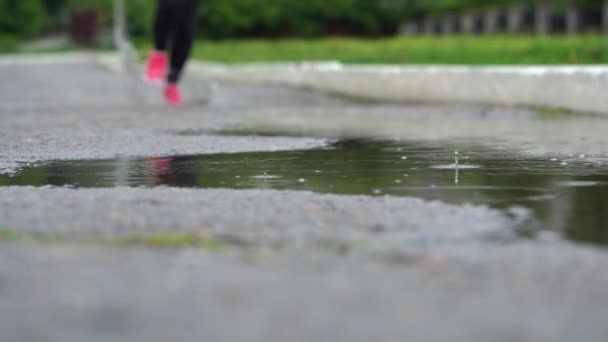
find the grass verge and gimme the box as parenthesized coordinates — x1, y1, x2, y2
(136, 35, 608, 65)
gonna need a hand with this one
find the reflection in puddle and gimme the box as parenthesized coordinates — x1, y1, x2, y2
(557, 181, 604, 187)
(431, 164, 482, 170)
(2, 139, 608, 245)
(251, 174, 282, 180)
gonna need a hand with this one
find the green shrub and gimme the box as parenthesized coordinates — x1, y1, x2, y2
(8, 0, 608, 40)
(0, 0, 49, 37)
(196, 0, 427, 38)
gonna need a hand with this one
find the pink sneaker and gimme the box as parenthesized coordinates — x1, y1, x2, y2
(148, 157, 172, 177)
(164, 84, 183, 106)
(144, 50, 167, 84)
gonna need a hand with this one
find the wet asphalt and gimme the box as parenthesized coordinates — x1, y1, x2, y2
(1, 53, 608, 341)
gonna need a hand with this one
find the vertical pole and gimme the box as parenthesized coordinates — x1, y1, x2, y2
(398, 22, 407, 35)
(113, 0, 126, 49)
(484, 8, 499, 34)
(113, 0, 143, 104)
(398, 22, 418, 35)
(508, 5, 523, 34)
(565, 2, 580, 35)
(461, 13, 475, 34)
(442, 17, 454, 35)
(535, 1, 551, 35)
(423, 18, 435, 35)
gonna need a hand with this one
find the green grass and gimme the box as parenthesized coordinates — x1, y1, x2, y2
(136, 35, 608, 64)
(0, 34, 20, 53)
(5, 34, 608, 64)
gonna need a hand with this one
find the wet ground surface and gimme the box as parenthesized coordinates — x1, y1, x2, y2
(3, 242, 608, 342)
(2, 54, 608, 341)
(3, 139, 608, 245)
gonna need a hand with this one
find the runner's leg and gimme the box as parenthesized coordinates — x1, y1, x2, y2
(146, 0, 175, 83)
(167, 0, 200, 83)
(154, 0, 176, 51)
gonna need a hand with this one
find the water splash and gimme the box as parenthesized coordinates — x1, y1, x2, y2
(454, 151, 459, 184)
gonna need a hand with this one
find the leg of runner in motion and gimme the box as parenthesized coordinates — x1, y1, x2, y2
(144, 0, 175, 84)
(163, 0, 201, 105)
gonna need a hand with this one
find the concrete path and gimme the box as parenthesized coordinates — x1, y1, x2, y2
(1, 53, 608, 342)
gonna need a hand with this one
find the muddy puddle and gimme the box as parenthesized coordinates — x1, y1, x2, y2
(2, 139, 607, 245)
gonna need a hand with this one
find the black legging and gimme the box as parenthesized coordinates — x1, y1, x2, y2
(154, 0, 200, 83)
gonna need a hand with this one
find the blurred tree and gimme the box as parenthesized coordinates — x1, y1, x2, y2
(200, 0, 415, 38)
(0, 0, 49, 37)
(4, 0, 606, 39)
(43, 0, 65, 17)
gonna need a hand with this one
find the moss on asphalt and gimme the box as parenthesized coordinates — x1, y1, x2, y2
(0, 229, 376, 255)
(0, 230, 228, 251)
(110, 232, 228, 251)
(534, 107, 601, 120)
(0, 230, 64, 243)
